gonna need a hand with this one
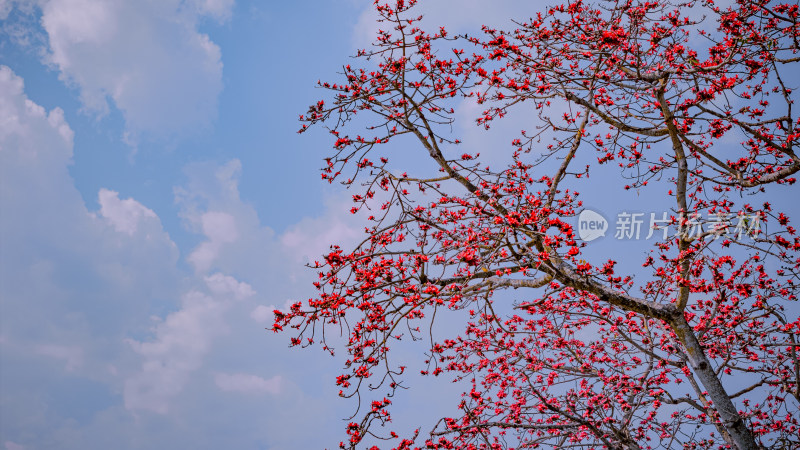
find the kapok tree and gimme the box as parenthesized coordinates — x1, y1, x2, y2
(275, 0, 800, 448)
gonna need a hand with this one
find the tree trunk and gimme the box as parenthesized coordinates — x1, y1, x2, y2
(671, 315, 760, 450)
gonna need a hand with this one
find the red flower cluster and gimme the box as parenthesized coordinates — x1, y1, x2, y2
(280, 0, 800, 448)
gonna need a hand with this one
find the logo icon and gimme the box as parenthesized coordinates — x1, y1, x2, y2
(578, 209, 607, 242)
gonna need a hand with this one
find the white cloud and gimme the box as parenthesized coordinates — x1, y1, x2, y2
(124, 290, 226, 414)
(35, 344, 84, 371)
(97, 188, 158, 235)
(0, 23, 445, 448)
(124, 273, 254, 413)
(176, 160, 364, 285)
(186, 242, 217, 273)
(4, 442, 24, 450)
(1, 64, 182, 420)
(280, 194, 361, 266)
(205, 272, 254, 300)
(214, 372, 281, 395)
(249, 305, 272, 324)
(250, 305, 275, 323)
(0, 1, 45, 50)
(186, 0, 234, 21)
(39, 0, 230, 138)
(0, 65, 72, 165)
(175, 159, 245, 230)
(0, 66, 180, 285)
(250, 299, 293, 324)
(188, 211, 239, 272)
(0, 1, 12, 20)
(201, 211, 238, 243)
(178, 160, 263, 274)
(1, 66, 365, 442)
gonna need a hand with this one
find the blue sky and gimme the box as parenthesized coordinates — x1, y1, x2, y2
(3, 1, 798, 449)
(0, 1, 537, 448)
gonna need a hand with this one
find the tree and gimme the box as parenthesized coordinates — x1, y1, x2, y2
(275, 0, 800, 448)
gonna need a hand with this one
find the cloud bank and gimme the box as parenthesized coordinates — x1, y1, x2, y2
(37, 0, 230, 139)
